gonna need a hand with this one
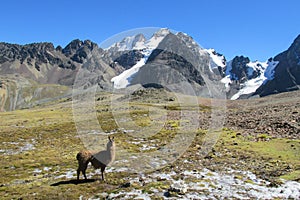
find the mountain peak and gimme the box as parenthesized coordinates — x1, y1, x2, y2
(152, 28, 171, 38)
(107, 34, 146, 52)
(107, 28, 172, 52)
(131, 34, 146, 50)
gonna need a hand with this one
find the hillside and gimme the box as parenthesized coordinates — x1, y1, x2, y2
(0, 40, 116, 111)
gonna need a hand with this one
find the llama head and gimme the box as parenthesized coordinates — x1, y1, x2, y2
(107, 136, 115, 150)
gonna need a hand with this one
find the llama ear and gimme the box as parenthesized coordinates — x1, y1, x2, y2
(112, 136, 115, 141)
(108, 136, 111, 141)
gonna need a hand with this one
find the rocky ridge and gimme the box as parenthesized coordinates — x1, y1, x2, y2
(0, 39, 117, 110)
(0, 29, 300, 111)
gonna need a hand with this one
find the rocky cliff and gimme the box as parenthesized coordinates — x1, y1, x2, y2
(254, 35, 300, 97)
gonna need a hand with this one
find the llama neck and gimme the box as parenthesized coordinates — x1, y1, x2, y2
(107, 146, 115, 161)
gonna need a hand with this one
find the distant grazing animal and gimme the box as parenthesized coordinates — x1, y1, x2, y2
(76, 136, 115, 181)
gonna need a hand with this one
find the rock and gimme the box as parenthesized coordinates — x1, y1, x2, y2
(230, 56, 252, 82)
(163, 191, 171, 197)
(267, 179, 283, 188)
(112, 50, 144, 69)
(157, 176, 167, 181)
(169, 182, 188, 194)
(62, 39, 83, 57)
(120, 182, 131, 188)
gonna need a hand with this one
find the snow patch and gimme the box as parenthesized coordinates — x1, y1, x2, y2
(19, 142, 35, 152)
(1, 140, 36, 155)
(43, 167, 51, 171)
(55, 169, 77, 179)
(206, 49, 226, 69)
(231, 74, 266, 100)
(229, 61, 268, 100)
(104, 189, 152, 200)
(221, 75, 232, 91)
(111, 57, 147, 89)
(97, 168, 300, 199)
(33, 168, 42, 173)
(225, 59, 279, 100)
(264, 59, 279, 83)
(140, 144, 157, 151)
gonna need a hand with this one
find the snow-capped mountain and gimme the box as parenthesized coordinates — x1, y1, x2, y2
(107, 28, 300, 99)
(107, 29, 171, 53)
(108, 29, 224, 92)
(108, 28, 299, 100)
(0, 27, 299, 111)
(222, 33, 300, 99)
(254, 35, 300, 97)
(107, 34, 146, 52)
(220, 56, 279, 100)
(109, 28, 173, 89)
(223, 59, 269, 100)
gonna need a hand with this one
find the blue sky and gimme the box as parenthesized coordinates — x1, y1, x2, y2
(0, 0, 299, 61)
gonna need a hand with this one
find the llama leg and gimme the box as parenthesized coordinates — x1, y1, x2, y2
(78, 162, 88, 180)
(77, 161, 82, 180)
(83, 169, 87, 180)
(77, 168, 80, 180)
(101, 166, 106, 181)
(82, 163, 88, 179)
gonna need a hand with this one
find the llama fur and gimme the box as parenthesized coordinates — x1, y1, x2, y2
(76, 136, 115, 181)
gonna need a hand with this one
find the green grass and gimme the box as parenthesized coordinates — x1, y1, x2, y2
(280, 170, 300, 181)
(0, 93, 192, 199)
(214, 129, 300, 181)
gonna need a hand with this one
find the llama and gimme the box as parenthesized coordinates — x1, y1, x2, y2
(76, 136, 115, 181)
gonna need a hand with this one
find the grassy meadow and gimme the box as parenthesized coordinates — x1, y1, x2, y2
(0, 91, 299, 199)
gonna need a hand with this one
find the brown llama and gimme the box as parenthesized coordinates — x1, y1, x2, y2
(76, 136, 115, 181)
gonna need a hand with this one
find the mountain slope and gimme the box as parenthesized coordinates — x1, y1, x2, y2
(221, 56, 269, 100)
(0, 29, 299, 111)
(110, 28, 171, 89)
(130, 32, 207, 88)
(221, 34, 300, 99)
(131, 31, 224, 97)
(0, 40, 99, 85)
(108, 30, 300, 100)
(0, 40, 117, 110)
(109, 29, 224, 97)
(254, 35, 300, 97)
